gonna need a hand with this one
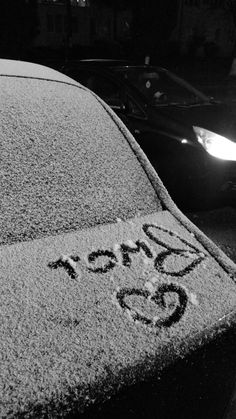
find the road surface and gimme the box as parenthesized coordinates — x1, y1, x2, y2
(187, 206, 236, 419)
(187, 206, 236, 264)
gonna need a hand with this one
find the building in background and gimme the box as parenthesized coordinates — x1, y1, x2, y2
(89, 3, 132, 45)
(35, 0, 90, 48)
(34, 0, 236, 59)
(34, 0, 132, 52)
(175, 0, 236, 57)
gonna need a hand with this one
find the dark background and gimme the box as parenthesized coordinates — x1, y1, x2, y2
(1, 0, 236, 83)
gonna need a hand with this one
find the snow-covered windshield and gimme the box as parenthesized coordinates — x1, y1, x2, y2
(0, 77, 161, 246)
(113, 67, 209, 106)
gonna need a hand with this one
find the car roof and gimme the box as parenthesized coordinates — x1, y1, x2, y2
(0, 58, 78, 84)
(79, 58, 133, 65)
(65, 59, 165, 70)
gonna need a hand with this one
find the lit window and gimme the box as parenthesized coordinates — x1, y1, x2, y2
(76, 0, 89, 6)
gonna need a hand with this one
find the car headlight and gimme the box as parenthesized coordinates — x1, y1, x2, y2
(193, 126, 236, 161)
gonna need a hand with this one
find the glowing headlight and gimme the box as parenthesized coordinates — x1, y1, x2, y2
(193, 126, 236, 161)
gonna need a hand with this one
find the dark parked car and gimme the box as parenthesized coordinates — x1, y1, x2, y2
(62, 60, 236, 210)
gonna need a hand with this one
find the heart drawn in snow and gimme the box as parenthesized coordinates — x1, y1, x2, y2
(143, 224, 207, 276)
(116, 283, 188, 328)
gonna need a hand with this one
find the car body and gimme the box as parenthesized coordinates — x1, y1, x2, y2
(61, 60, 236, 210)
(1, 59, 236, 419)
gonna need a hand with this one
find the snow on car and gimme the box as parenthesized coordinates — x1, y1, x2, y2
(1, 59, 236, 419)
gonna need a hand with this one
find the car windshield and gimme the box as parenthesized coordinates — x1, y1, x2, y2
(113, 66, 209, 106)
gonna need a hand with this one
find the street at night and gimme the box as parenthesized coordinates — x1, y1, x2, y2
(1, 1, 236, 419)
(187, 206, 236, 263)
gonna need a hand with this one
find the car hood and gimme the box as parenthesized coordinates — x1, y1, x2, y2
(149, 101, 236, 143)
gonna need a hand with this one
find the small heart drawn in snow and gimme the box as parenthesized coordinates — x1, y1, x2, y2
(116, 283, 188, 328)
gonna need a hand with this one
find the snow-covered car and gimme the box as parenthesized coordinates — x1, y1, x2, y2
(1, 59, 236, 419)
(61, 59, 236, 210)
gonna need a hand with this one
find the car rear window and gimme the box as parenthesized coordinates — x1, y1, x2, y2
(0, 77, 161, 245)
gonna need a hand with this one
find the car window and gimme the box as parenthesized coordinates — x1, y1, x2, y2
(127, 96, 146, 118)
(69, 69, 89, 86)
(114, 67, 209, 106)
(84, 74, 123, 108)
